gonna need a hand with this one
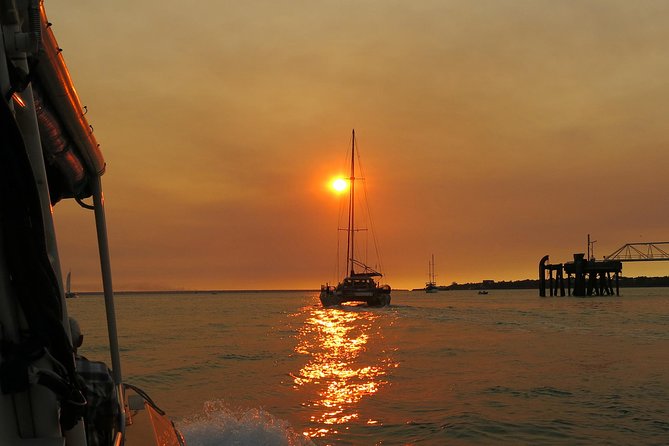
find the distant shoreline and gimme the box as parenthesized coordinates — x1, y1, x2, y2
(412, 275, 669, 291)
(77, 289, 417, 295)
(72, 276, 669, 294)
(76, 289, 320, 295)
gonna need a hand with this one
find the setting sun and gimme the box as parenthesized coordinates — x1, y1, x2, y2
(331, 178, 348, 193)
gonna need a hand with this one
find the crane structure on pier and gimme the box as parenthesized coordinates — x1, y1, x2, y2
(540, 241, 669, 297)
(604, 242, 669, 262)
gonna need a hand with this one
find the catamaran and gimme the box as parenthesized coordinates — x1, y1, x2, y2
(320, 130, 391, 307)
(1, 2, 184, 445)
(425, 254, 439, 293)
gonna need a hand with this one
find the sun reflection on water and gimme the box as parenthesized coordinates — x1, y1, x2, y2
(292, 305, 395, 438)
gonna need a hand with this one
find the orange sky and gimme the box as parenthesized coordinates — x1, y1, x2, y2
(49, 1, 669, 291)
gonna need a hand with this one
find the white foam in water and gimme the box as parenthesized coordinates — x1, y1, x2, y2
(178, 400, 315, 446)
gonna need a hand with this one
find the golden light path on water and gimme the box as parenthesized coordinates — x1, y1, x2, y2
(292, 305, 397, 438)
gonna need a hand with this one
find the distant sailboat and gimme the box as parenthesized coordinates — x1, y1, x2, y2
(320, 130, 391, 307)
(65, 270, 77, 299)
(425, 254, 438, 293)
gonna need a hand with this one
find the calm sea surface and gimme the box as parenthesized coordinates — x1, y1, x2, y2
(67, 289, 669, 445)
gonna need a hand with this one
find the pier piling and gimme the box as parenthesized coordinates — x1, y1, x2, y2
(539, 253, 622, 297)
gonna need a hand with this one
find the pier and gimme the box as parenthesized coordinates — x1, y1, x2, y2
(539, 254, 622, 297)
(539, 241, 669, 297)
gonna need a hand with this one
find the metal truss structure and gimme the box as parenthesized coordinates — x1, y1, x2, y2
(604, 242, 669, 262)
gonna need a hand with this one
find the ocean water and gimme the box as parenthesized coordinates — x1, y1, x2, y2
(67, 289, 669, 445)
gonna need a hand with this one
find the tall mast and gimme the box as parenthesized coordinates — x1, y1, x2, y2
(431, 254, 435, 283)
(347, 129, 356, 276)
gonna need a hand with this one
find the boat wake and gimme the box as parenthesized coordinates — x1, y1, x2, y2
(178, 400, 315, 446)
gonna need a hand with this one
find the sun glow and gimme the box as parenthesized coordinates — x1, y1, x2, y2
(331, 178, 348, 193)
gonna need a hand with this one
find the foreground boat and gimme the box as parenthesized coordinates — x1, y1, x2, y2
(1, 3, 184, 445)
(320, 130, 391, 307)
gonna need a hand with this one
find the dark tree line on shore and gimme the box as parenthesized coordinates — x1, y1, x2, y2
(434, 276, 669, 291)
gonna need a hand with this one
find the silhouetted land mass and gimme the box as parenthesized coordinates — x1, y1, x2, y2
(75, 277, 669, 294)
(430, 276, 669, 291)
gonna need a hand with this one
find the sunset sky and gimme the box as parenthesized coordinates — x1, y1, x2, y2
(49, 1, 669, 291)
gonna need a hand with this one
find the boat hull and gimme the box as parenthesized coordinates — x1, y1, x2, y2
(319, 285, 391, 307)
(425, 282, 439, 293)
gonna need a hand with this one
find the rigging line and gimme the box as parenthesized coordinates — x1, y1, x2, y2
(355, 137, 385, 276)
(334, 131, 352, 281)
(334, 185, 349, 281)
(364, 181, 384, 275)
(335, 181, 346, 281)
(357, 158, 382, 272)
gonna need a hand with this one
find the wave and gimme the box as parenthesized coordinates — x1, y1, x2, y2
(178, 400, 315, 446)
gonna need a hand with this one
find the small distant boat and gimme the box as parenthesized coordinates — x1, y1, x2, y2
(425, 254, 439, 293)
(478, 290, 489, 295)
(320, 130, 391, 307)
(65, 270, 78, 298)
